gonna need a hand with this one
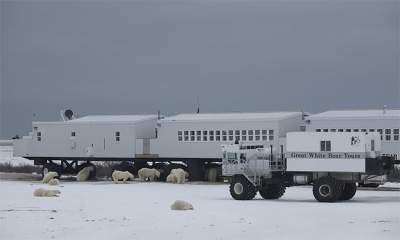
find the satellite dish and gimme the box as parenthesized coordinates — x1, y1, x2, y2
(60, 109, 75, 121)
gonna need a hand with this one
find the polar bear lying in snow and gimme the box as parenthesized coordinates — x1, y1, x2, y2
(170, 200, 193, 210)
(112, 170, 134, 183)
(138, 168, 160, 181)
(48, 178, 60, 185)
(33, 188, 61, 197)
(77, 166, 94, 181)
(167, 168, 189, 184)
(42, 171, 58, 184)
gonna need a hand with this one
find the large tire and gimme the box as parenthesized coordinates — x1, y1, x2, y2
(229, 175, 257, 200)
(339, 183, 357, 200)
(313, 176, 343, 202)
(259, 184, 286, 199)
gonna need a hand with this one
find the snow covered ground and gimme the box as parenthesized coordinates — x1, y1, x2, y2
(0, 146, 32, 166)
(0, 180, 399, 240)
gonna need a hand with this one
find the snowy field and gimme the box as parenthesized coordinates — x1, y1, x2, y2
(0, 146, 32, 166)
(0, 180, 399, 240)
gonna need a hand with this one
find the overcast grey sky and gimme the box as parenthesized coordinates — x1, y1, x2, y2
(1, 0, 399, 138)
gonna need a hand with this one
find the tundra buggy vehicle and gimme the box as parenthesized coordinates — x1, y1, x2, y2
(222, 132, 398, 202)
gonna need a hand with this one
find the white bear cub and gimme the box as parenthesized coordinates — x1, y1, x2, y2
(170, 200, 194, 210)
(112, 170, 134, 183)
(42, 172, 58, 184)
(138, 168, 160, 182)
(33, 188, 61, 197)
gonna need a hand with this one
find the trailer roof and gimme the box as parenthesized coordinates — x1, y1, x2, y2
(308, 109, 400, 120)
(160, 112, 302, 122)
(66, 115, 158, 123)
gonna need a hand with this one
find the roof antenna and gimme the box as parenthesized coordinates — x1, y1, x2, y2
(383, 105, 387, 114)
(196, 96, 200, 114)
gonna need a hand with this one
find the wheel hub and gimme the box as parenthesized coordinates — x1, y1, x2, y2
(234, 182, 244, 195)
(319, 184, 332, 197)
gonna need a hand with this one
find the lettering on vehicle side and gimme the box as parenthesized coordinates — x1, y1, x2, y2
(287, 152, 363, 159)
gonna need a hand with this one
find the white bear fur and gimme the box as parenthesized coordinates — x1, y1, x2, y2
(170, 168, 188, 184)
(170, 200, 193, 210)
(166, 173, 177, 183)
(112, 170, 134, 183)
(42, 172, 58, 184)
(48, 178, 60, 186)
(33, 188, 61, 197)
(77, 166, 94, 181)
(138, 168, 160, 181)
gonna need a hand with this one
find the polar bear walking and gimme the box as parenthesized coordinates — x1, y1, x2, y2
(33, 188, 61, 197)
(112, 170, 134, 183)
(42, 172, 58, 184)
(77, 166, 94, 181)
(138, 168, 160, 182)
(170, 200, 194, 210)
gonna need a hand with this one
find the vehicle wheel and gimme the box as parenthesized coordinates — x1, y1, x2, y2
(339, 183, 357, 200)
(313, 176, 343, 202)
(259, 184, 286, 199)
(229, 175, 257, 200)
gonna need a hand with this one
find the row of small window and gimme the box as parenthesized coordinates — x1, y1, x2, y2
(36, 131, 121, 142)
(178, 130, 275, 142)
(315, 128, 399, 141)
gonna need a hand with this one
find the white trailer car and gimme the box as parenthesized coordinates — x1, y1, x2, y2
(306, 109, 400, 160)
(222, 132, 398, 202)
(13, 115, 158, 177)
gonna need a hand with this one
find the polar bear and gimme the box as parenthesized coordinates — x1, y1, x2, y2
(170, 168, 188, 184)
(166, 173, 177, 183)
(42, 172, 58, 184)
(77, 166, 94, 181)
(33, 188, 61, 197)
(170, 200, 194, 210)
(48, 178, 60, 186)
(138, 168, 160, 181)
(112, 170, 134, 183)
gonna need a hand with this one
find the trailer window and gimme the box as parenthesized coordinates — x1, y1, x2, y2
(115, 131, 120, 141)
(338, 129, 344, 132)
(361, 129, 367, 132)
(71, 131, 76, 137)
(178, 131, 182, 141)
(262, 130, 268, 140)
(377, 129, 383, 140)
(353, 129, 359, 132)
(330, 129, 336, 132)
(371, 140, 375, 151)
(209, 131, 214, 141)
(316, 129, 321, 132)
(254, 130, 260, 141)
(242, 131, 247, 141)
(385, 129, 391, 141)
(216, 130, 221, 141)
(394, 129, 399, 141)
(228, 130, 233, 141)
(323, 129, 328, 132)
(196, 131, 201, 141)
(203, 131, 208, 141)
(190, 131, 195, 141)
(184, 131, 189, 141)
(320, 141, 331, 152)
(369, 129, 375, 132)
(37, 131, 41, 141)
